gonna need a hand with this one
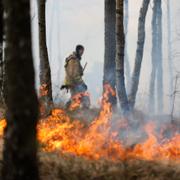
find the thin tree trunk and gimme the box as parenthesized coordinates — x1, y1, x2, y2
(48, 0, 55, 59)
(167, 0, 173, 112)
(103, 0, 117, 110)
(56, 9, 62, 91)
(128, 0, 150, 110)
(0, 0, 3, 104)
(1, 0, 39, 179)
(116, 0, 129, 115)
(38, 0, 53, 114)
(149, 0, 158, 114)
(156, 0, 163, 113)
(124, 0, 131, 91)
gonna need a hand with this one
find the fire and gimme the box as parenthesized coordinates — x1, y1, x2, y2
(39, 83, 48, 97)
(0, 84, 180, 162)
(37, 84, 125, 160)
(69, 91, 90, 111)
(0, 119, 6, 138)
(127, 123, 180, 161)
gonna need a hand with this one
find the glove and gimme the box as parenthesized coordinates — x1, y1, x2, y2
(60, 85, 69, 93)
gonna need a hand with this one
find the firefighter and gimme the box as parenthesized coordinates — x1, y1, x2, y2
(61, 45, 90, 109)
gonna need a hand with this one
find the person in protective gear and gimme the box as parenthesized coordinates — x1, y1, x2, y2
(61, 45, 90, 109)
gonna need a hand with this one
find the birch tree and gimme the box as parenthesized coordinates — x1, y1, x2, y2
(167, 0, 173, 111)
(156, 0, 163, 113)
(128, 0, 150, 110)
(149, 0, 158, 114)
(124, 0, 131, 90)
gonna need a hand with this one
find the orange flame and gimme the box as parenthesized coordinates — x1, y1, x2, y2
(0, 119, 6, 138)
(69, 91, 90, 111)
(127, 123, 180, 161)
(0, 84, 180, 162)
(39, 84, 48, 97)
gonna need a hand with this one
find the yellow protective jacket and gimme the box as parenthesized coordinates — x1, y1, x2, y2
(64, 52, 84, 86)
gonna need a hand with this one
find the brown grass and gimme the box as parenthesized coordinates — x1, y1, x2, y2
(39, 152, 180, 180)
(1, 145, 180, 179)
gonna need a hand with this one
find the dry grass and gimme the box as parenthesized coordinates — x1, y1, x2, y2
(1, 142, 180, 179)
(39, 152, 180, 180)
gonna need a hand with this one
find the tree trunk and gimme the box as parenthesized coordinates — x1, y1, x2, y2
(128, 0, 150, 110)
(115, 0, 129, 115)
(156, 0, 163, 113)
(167, 0, 173, 112)
(0, 0, 3, 104)
(103, 0, 117, 109)
(124, 0, 131, 91)
(1, 0, 39, 179)
(38, 0, 53, 114)
(48, 0, 55, 60)
(148, 0, 158, 114)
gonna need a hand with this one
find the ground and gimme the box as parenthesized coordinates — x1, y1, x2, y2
(0, 149, 180, 180)
(38, 152, 180, 180)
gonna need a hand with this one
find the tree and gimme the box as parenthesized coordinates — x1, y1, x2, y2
(167, 0, 173, 112)
(148, 0, 158, 114)
(103, 0, 117, 109)
(0, 0, 3, 104)
(115, 0, 129, 115)
(124, 0, 131, 91)
(148, 0, 163, 114)
(38, 0, 53, 114)
(1, 0, 39, 179)
(128, 0, 150, 110)
(156, 0, 163, 113)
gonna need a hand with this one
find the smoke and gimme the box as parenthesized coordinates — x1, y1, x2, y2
(30, 0, 180, 117)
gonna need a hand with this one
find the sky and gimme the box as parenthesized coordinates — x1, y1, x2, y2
(31, 0, 180, 115)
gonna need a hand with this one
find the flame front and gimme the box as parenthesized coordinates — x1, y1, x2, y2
(0, 119, 6, 138)
(69, 91, 90, 111)
(0, 84, 180, 162)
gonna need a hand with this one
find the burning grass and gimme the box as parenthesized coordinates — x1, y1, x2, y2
(0, 146, 180, 179)
(36, 84, 180, 162)
(35, 108, 180, 162)
(1, 148, 180, 179)
(0, 84, 180, 179)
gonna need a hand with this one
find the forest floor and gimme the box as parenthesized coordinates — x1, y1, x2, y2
(38, 152, 180, 180)
(0, 106, 180, 179)
(0, 149, 180, 180)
